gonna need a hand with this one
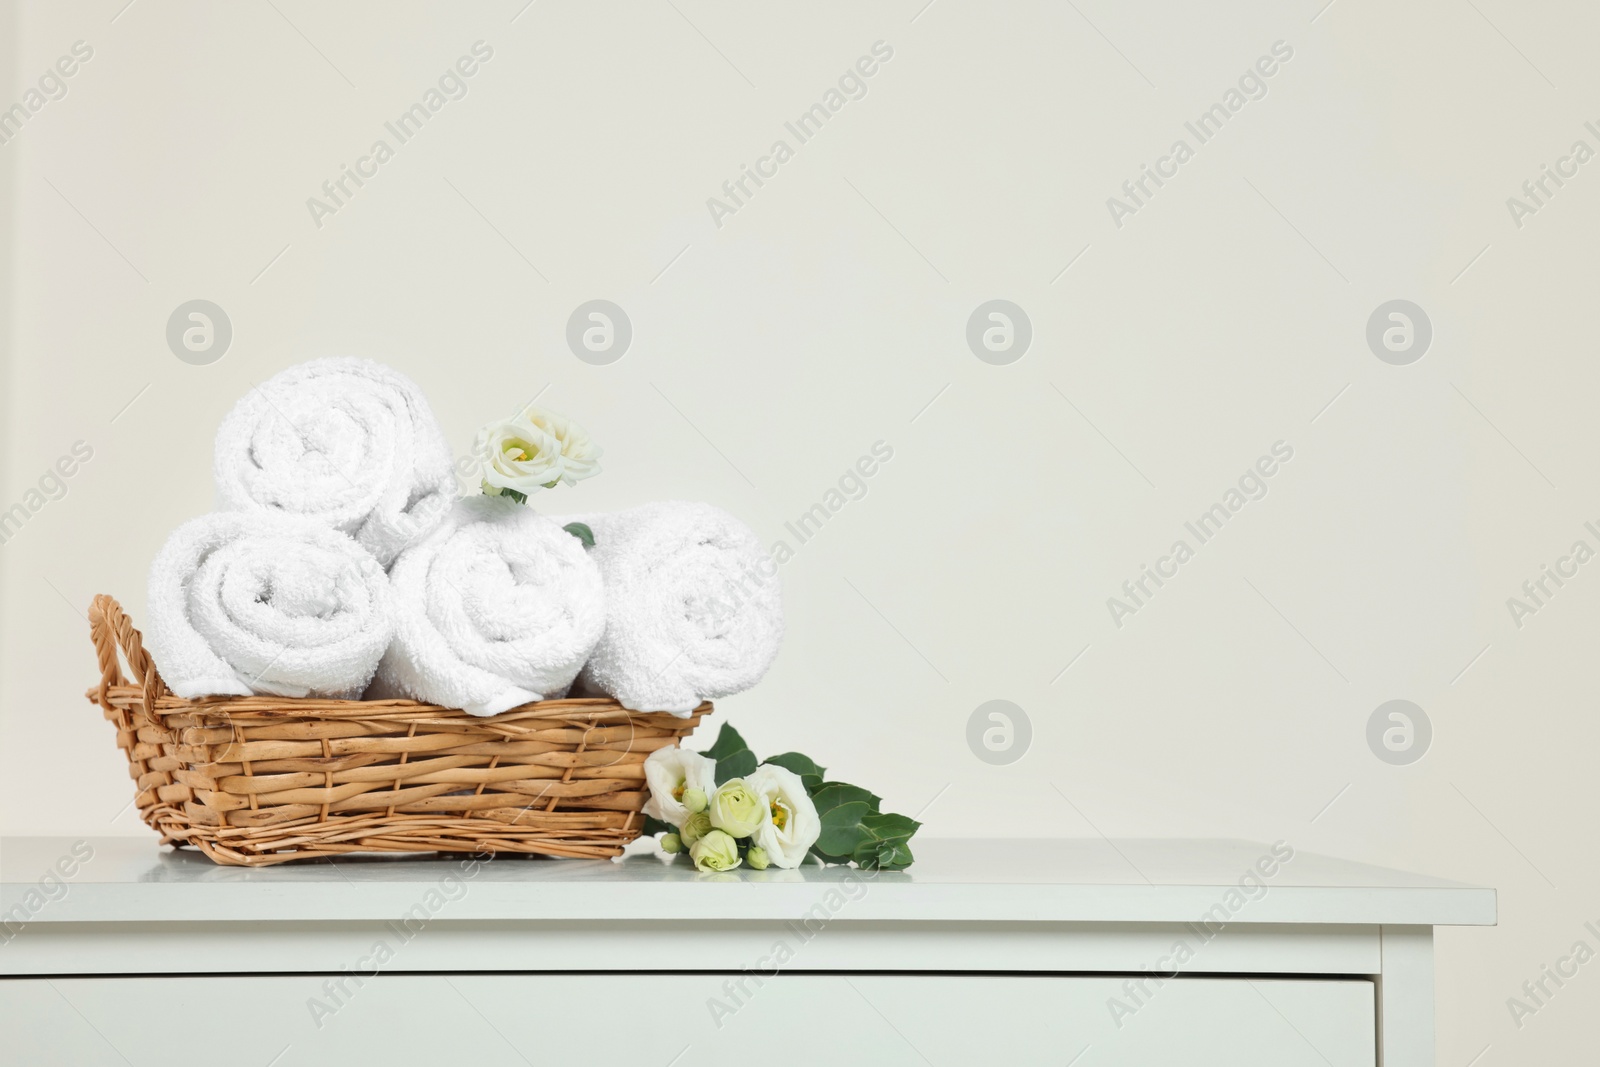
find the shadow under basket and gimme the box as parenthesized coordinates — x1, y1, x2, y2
(85, 595, 709, 867)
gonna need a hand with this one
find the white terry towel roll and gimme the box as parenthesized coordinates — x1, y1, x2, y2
(213, 357, 457, 567)
(371, 496, 606, 716)
(145, 512, 393, 700)
(567, 501, 783, 715)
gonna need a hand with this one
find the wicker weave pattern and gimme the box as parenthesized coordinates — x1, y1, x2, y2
(86, 595, 708, 866)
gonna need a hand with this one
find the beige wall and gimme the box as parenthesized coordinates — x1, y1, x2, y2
(4, 0, 1598, 1057)
(0, 0, 14, 631)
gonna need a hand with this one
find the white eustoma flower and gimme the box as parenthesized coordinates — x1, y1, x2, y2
(523, 407, 603, 486)
(473, 416, 564, 498)
(642, 747, 718, 826)
(745, 764, 822, 869)
(471, 405, 602, 500)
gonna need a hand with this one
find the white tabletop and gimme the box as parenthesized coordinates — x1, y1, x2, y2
(0, 836, 1495, 927)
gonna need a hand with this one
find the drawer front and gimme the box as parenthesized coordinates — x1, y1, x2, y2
(2, 973, 1374, 1066)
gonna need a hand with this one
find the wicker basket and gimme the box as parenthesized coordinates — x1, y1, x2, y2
(85, 595, 708, 867)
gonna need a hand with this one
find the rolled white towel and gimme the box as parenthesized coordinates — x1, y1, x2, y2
(370, 496, 606, 716)
(213, 357, 457, 567)
(566, 501, 783, 714)
(145, 512, 393, 700)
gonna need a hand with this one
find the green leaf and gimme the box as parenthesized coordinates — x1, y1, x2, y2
(815, 800, 872, 856)
(715, 751, 757, 784)
(810, 781, 883, 858)
(499, 488, 528, 505)
(763, 752, 826, 792)
(641, 814, 675, 837)
(703, 722, 748, 761)
(810, 781, 880, 813)
(857, 839, 915, 871)
(861, 811, 921, 840)
(562, 522, 596, 549)
(851, 812, 921, 869)
(703, 723, 757, 784)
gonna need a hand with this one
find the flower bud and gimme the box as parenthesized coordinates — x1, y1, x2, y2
(746, 846, 770, 870)
(659, 833, 682, 854)
(681, 787, 707, 814)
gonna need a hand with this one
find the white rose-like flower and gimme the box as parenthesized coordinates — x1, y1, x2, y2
(523, 407, 603, 486)
(642, 747, 718, 827)
(679, 811, 712, 846)
(708, 779, 764, 838)
(745, 764, 822, 869)
(689, 829, 741, 872)
(473, 416, 564, 498)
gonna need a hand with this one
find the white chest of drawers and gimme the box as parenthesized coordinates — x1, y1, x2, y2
(0, 837, 1493, 1066)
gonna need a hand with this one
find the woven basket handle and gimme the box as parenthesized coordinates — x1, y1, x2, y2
(89, 594, 165, 712)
